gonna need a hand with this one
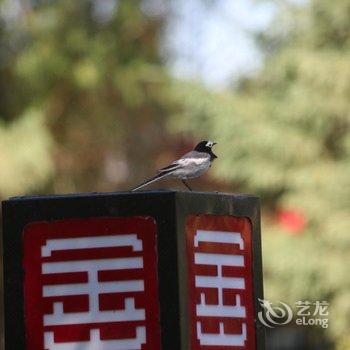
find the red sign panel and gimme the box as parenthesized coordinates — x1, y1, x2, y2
(186, 215, 256, 350)
(23, 217, 161, 350)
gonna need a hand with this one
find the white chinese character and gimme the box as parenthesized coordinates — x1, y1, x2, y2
(194, 230, 247, 347)
(313, 301, 329, 316)
(295, 300, 312, 316)
(42, 234, 146, 350)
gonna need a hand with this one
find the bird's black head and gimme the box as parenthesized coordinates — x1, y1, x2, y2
(194, 140, 218, 160)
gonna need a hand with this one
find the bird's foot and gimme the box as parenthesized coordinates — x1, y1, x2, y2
(182, 179, 192, 191)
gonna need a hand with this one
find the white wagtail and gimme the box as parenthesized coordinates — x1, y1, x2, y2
(131, 140, 218, 191)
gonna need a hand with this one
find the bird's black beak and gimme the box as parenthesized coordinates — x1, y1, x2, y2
(212, 142, 217, 158)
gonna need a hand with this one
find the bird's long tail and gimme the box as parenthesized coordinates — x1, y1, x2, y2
(131, 172, 170, 191)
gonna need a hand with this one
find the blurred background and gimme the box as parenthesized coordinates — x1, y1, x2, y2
(0, 0, 349, 349)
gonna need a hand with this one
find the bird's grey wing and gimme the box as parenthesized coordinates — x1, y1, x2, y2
(175, 151, 210, 166)
(157, 151, 209, 173)
(157, 158, 184, 173)
(157, 162, 181, 173)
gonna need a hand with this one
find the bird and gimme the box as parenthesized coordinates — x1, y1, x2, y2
(131, 140, 218, 191)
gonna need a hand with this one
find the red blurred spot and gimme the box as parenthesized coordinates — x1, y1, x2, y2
(277, 209, 307, 233)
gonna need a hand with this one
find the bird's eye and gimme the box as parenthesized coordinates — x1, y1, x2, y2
(206, 141, 213, 147)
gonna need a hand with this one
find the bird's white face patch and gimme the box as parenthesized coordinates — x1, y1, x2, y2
(206, 141, 214, 148)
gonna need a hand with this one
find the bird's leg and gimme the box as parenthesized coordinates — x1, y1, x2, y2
(182, 179, 192, 191)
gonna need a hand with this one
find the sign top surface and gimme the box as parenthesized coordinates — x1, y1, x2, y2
(3, 191, 260, 220)
(5, 190, 258, 201)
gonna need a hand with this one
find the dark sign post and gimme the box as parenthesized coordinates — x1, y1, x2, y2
(2, 191, 265, 350)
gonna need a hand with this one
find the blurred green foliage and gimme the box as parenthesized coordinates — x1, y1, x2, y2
(1, 0, 179, 194)
(0, 109, 53, 196)
(0, 0, 349, 348)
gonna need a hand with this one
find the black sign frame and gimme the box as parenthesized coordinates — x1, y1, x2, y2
(2, 190, 265, 350)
